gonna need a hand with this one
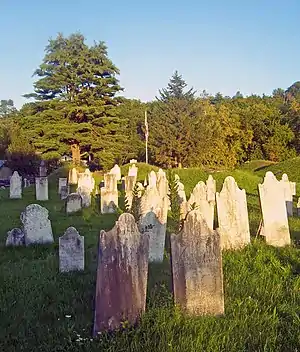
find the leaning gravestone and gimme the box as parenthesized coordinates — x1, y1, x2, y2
(21, 204, 54, 245)
(100, 173, 118, 213)
(58, 178, 68, 194)
(6, 228, 25, 246)
(216, 176, 250, 249)
(170, 210, 224, 316)
(35, 177, 48, 201)
(258, 171, 291, 247)
(10, 171, 22, 199)
(66, 193, 82, 214)
(59, 227, 84, 272)
(93, 213, 149, 333)
(280, 173, 295, 217)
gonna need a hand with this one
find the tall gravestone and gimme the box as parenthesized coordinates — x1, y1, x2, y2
(258, 171, 291, 247)
(148, 171, 157, 189)
(66, 193, 82, 214)
(125, 175, 137, 209)
(110, 164, 121, 181)
(93, 213, 149, 333)
(77, 169, 94, 207)
(35, 177, 48, 201)
(10, 171, 22, 199)
(280, 173, 295, 217)
(59, 227, 84, 272)
(174, 175, 187, 219)
(216, 176, 250, 249)
(68, 168, 78, 185)
(128, 163, 138, 177)
(39, 160, 47, 177)
(170, 210, 224, 316)
(58, 178, 68, 194)
(100, 173, 118, 213)
(21, 204, 54, 245)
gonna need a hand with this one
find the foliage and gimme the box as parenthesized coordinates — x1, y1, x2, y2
(0, 99, 17, 117)
(167, 171, 181, 233)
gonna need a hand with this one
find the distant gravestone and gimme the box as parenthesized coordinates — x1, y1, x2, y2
(10, 171, 22, 199)
(21, 204, 54, 246)
(35, 177, 48, 201)
(148, 171, 157, 189)
(280, 174, 295, 217)
(100, 173, 118, 213)
(125, 175, 137, 209)
(23, 178, 30, 188)
(170, 210, 224, 316)
(60, 185, 69, 200)
(93, 213, 149, 333)
(128, 163, 138, 177)
(6, 228, 25, 246)
(58, 178, 68, 194)
(78, 169, 95, 192)
(59, 227, 84, 272)
(216, 176, 250, 249)
(66, 193, 82, 214)
(130, 159, 137, 164)
(39, 160, 47, 177)
(258, 171, 290, 247)
(156, 169, 168, 198)
(206, 175, 216, 203)
(68, 168, 78, 185)
(110, 164, 121, 181)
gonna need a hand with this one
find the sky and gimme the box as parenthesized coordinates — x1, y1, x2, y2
(0, 0, 300, 108)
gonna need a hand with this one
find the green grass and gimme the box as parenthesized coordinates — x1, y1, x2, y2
(1, 164, 300, 351)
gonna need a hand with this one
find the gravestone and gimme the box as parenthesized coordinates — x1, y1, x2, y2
(59, 227, 84, 272)
(148, 171, 157, 189)
(78, 169, 95, 192)
(280, 173, 295, 216)
(60, 185, 69, 200)
(58, 178, 68, 194)
(128, 163, 138, 177)
(77, 187, 91, 207)
(39, 160, 47, 177)
(175, 175, 187, 219)
(258, 171, 290, 247)
(21, 204, 54, 245)
(66, 193, 82, 213)
(170, 210, 224, 316)
(130, 159, 137, 164)
(206, 175, 216, 203)
(35, 177, 48, 201)
(297, 197, 300, 216)
(100, 173, 118, 213)
(125, 175, 137, 209)
(68, 168, 78, 185)
(110, 164, 121, 181)
(10, 171, 22, 199)
(93, 213, 149, 333)
(216, 176, 250, 249)
(156, 169, 168, 198)
(23, 178, 30, 188)
(6, 228, 25, 246)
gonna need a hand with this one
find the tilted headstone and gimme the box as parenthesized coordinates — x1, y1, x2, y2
(128, 163, 138, 177)
(10, 171, 22, 199)
(280, 174, 295, 217)
(110, 164, 121, 181)
(258, 171, 291, 247)
(59, 227, 84, 272)
(60, 185, 69, 200)
(35, 177, 48, 201)
(68, 167, 78, 185)
(58, 178, 68, 194)
(100, 173, 118, 213)
(39, 160, 47, 177)
(6, 228, 25, 246)
(216, 176, 250, 249)
(125, 175, 137, 209)
(93, 213, 149, 333)
(170, 210, 224, 316)
(66, 193, 82, 214)
(21, 204, 54, 245)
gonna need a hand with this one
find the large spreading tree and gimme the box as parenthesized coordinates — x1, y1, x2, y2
(22, 32, 125, 166)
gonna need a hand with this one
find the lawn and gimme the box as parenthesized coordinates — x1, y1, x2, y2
(0, 162, 300, 351)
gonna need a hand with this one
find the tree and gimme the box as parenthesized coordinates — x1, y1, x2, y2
(22, 32, 123, 165)
(0, 99, 17, 117)
(157, 70, 196, 102)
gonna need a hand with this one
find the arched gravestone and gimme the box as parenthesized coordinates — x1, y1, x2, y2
(59, 227, 84, 272)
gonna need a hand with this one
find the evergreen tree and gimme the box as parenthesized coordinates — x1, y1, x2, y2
(0, 99, 17, 117)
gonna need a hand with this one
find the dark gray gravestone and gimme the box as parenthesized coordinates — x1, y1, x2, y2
(93, 213, 149, 334)
(59, 227, 84, 272)
(170, 209, 224, 316)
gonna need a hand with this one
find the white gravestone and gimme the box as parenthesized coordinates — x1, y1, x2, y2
(216, 176, 250, 249)
(128, 164, 138, 177)
(125, 175, 137, 209)
(258, 172, 291, 247)
(280, 174, 295, 217)
(66, 193, 82, 213)
(59, 227, 84, 272)
(68, 168, 78, 185)
(100, 173, 118, 213)
(110, 164, 121, 181)
(10, 171, 22, 199)
(148, 171, 157, 189)
(35, 177, 48, 201)
(21, 204, 54, 245)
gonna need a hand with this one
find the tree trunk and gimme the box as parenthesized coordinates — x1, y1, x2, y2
(71, 144, 81, 165)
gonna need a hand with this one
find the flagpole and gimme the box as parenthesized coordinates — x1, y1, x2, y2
(145, 110, 149, 164)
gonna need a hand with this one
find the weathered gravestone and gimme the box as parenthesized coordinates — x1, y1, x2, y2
(175, 175, 187, 219)
(68, 167, 78, 185)
(39, 160, 47, 177)
(100, 173, 118, 213)
(156, 169, 169, 198)
(77, 187, 91, 207)
(35, 177, 48, 201)
(125, 175, 137, 209)
(78, 169, 95, 192)
(297, 198, 300, 217)
(10, 171, 22, 199)
(93, 213, 149, 333)
(128, 163, 138, 177)
(6, 228, 25, 246)
(59, 227, 84, 272)
(21, 204, 54, 245)
(280, 173, 296, 217)
(110, 164, 121, 181)
(258, 171, 291, 247)
(170, 210, 224, 316)
(216, 176, 250, 249)
(58, 178, 68, 194)
(148, 171, 157, 189)
(60, 185, 69, 200)
(66, 193, 82, 214)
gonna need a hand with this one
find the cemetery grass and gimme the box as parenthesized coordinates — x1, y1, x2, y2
(0, 166, 300, 351)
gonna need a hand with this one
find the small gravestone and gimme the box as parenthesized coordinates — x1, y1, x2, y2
(77, 187, 91, 207)
(6, 228, 25, 246)
(128, 163, 138, 177)
(58, 178, 68, 194)
(156, 169, 168, 198)
(280, 174, 294, 217)
(59, 227, 84, 272)
(297, 198, 300, 216)
(216, 176, 250, 249)
(68, 168, 78, 185)
(23, 178, 30, 188)
(130, 159, 137, 164)
(78, 169, 95, 192)
(258, 171, 290, 247)
(35, 177, 48, 201)
(170, 210, 224, 316)
(100, 173, 118, 213)
(60, 185, 69, 200)
(125, 175, 137, 209)
(39, 160, 47, 177)
(206, 175, 216, 203)
(148, 171, 157, 189)
(10, 171, 22, 199)
(110, 164, 121, 181)
(93, 213, 149, 333)
(21, 204, 54, 245)
(66, 193, 82, 214)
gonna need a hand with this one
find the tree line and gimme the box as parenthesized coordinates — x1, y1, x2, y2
(1, 32, 300, 174)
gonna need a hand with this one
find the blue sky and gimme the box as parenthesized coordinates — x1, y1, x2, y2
(1, 0, 299, 108)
